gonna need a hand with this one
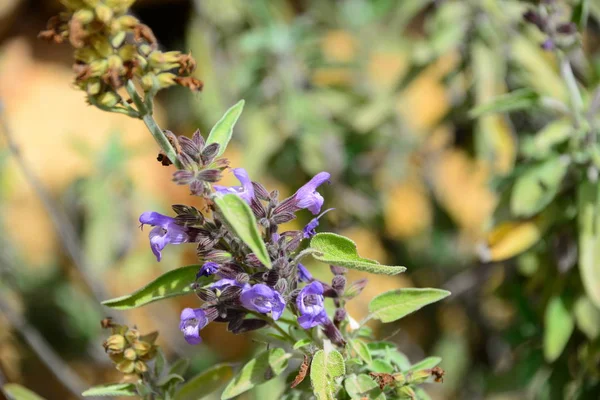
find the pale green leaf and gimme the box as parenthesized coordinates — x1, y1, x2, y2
(407, 357, 442, 372)
(369, 288, 451, 323)
(214, 194, 272, 269)
(544, 296, 574, 362)
(174, 364, 234, 400)
(327, 350, 346, 378)
(293, 338, 312, 350)
(221, 348, 290, 400)
(510, 156, 569, 218)
(344, 374, 379, 399)
(521, 119, 572, 160)
(3, 384, 46, 400)
(82, 383, 137, 397)
(168, 358, 190, 377)
(369, 359, 394, 374)
(102, 265, 206, 309)
(310, 350, 335, 400)
(310, 233, 405, 275)
(574, 296, 600, 340)
(577, 180, 600, 308)
(350, 339, 372, 365)
(206, 100, 245, 157)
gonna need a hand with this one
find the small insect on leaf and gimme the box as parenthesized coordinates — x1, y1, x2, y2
(290, 355, 311, 388)
(431, 366, 445, 383)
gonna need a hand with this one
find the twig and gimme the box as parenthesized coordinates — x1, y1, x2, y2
(0, 295, 88, 399)
(0, 101, 110, 305)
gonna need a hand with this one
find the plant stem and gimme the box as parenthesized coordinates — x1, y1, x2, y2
(125, 80, 183, 169)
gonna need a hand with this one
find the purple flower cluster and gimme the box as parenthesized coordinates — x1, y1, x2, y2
(139, 162, 352, 346)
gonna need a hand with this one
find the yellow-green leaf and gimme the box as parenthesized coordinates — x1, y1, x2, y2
(214, 194, 271, 268)
(369, 288, 450, 323)
(102, 265, 205, 310)
(544, 296, 574, 362)
(577, 179, 600, 308)
(3, 384, 46, 400)
(174, 364, 234, 400)
(310, 233, 405, 275)
(82, 383, 137, 397)
(206, 100, 245, 157)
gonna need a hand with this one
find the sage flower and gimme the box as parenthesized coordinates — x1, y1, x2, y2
(303, 208, 334, 238)
(197, 262, 219, 278)
(139, 211, 196, 261)
(240, 284, 285, 320)
(297, 281, 328, 329)
(297, 263, 313, 282)
(213, 168, 254, 203)
(179, 308, 208, 345)
(293, 172, 330, 214)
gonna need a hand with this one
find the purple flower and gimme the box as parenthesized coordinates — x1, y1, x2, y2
(297, 263, 313, 282)
(139, 211, 196, 262)
(293, 172, 330, 215)
(303, 208, 334, 239)
(297, 281, 328, 329)
(211, 278, 244, 291)
(213, 168, 255, 204)
(240, 284, 286, 320)
(179, 308, 208, 345)
(197, 262, 219, 278)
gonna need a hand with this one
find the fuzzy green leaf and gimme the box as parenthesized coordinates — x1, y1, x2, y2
(310, 233, 405, 275)
(3, 384, 46, 400)
(214, 194, 272, 269)
(350, 339, 372, 365)
(344, 374, 379, 399)
(544, 296, 574, 362)
(221, 348, 290, 400)
(293, 338, 312, 349)
(310, 350, 344, 400)
(206, 100, 245, 157)
(102, 265, 206, 309)
(82, 383, 137, 397)
(174, 364, 234, 400)
(510, 156, 569, 218)
(369, 288, 450, 323)
(407, 357, 442, 372)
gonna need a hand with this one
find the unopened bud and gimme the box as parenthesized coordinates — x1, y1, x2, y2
(330, 265, 347, 275)
(117, 15, 139, 30)
(134, 360, 148, 374)
(138, 44, 152, 57)
(397, 385, 416, 399)
(332, 275, 346, 292)
(334, 308, 346, 326)
(149, 50, 181, 66)
(123, 348, 137, 361)
(140, 74, 155, 91)
(118, 44, 137, 61)
(97, 92, 119, 107)
(90, 37, 112, 58)
(95, 4, 114, 24)
(89, 59, 108, 76)
(111, 31, 127, 48)
(133, 341, 151, 356)
(344, 278, 367, 299)
(157, 72, 176, 89)
(107, 55, 123, 70)
(103, 334, 126, 353)
(406, 369, 431, 384)
(125, 328, 140, 343)
(73, 9, 95, 24)
(116, 359, 135, 374)
(86, 79, 101, 95)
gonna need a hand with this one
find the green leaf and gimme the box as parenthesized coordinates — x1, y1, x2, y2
(407, 357, 442, 372)
(168, 358, 190, 377)
(174, 363, 234, 400)
(206, 100, 245, 157)
(577, 180, 600, 308)
(469, 88, 539, 118)
(82, 383, 137, 397)
(221, 348, 290, 400)
(293, 338, 312, 349)
(572, 0, 590, 30)
(214, 194, 272, 269)
(510, 157, 569, 218)
(369, 359, 394, 374)
(3, 384, 46, 400)
(344, 374, 379, 399)
(369, 288, 451, 323)
(310, 233, 406, 275)
(544, 296, 574, 362)
(521, 119, 572, 160)
(350, 339, 372, 365)
(156, 373, 185, 387)
(574, 296, 600, 340)
(310, 350, 344, 400)
(102, 265, 206, 309)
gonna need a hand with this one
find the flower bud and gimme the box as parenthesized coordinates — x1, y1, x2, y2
(125, 328, 140, 343)
(140, 74, 155, 91)
(103, 334, 126, 353)
(111, 31, 126, 48)
(118, 44, 137, 61)
(123, 348, 137, 361)
(86, 79, 102, 95)
(332, 275, 346, 292)
(116, 359, 135, 374)
(396, 386, 416, 399)
(107, 55, 123, 70)
(134, 360, 148, 374)
(149, 50, 181, 66)
(90, 37, 112, 58)
(406, 369, 431, 384)
(157, 72, 176, 89)
(344, 278, 367, 299)
(95, 4, 114, 24)
(138, 44, 152, 57)
(117, 15, 138, 29)
(74, 48, 98, 64)
(334, 308, 346, 325)
(73, 9, 95, 24)
(97, 92, 119, 108)
(132, 341, 151, 356)
(89, 59, 108, 76)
